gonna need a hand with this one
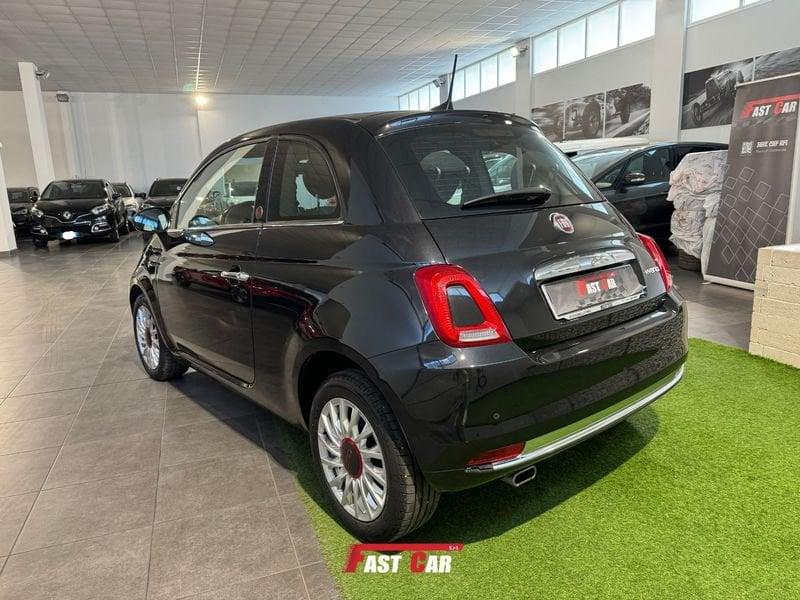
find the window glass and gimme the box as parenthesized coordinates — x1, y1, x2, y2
(624, 148, 671, 183)
(498, 49, 515, 85)
(112, 183, 131, 196)
(558, 19, 586, 66)
(465, 63, 480, 97)
(587, 4, 619, 56)
(690, 0, 740, 22)
(408, 89, 419, 110)
(483, 151, 516, 193)
(533, 30, 558, 73)
(398, 94, 409, 110)
(268, 139, 339, 221)
(41, 180, 106, 200)
(620, 0, 656, 45)
(149, 179, 186, 197)
(418, 86, 431, 111)
(595, 166, 622, 190)
(480, 56, 498, 91)
(428, 83, 439, 108)
(452, 69, 465, 101)
(176, 143, 267, 229)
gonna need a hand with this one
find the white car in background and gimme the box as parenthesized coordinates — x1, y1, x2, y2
(112, 182, 139, 226)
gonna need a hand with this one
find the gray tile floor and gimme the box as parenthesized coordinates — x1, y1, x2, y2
(0, 234, 338, 600)
(0, 235, 755, 599)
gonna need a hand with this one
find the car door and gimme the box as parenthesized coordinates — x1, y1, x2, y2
(602, 147, 672, 242)
(155, 140, 273, 383)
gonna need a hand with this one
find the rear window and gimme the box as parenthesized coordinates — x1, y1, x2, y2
(41, 181, 106, 200)
(8, 190, 27, 202)
(378, 122, 601, 218)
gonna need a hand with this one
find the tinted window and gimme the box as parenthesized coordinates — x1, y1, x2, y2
(7, 190, 27, 202)
(176, 143, 267, 229)
(149, 179, 186, 197)
(268, 139, 339, 221)
(379, 122, 600, 219)
(41, 180, 106, 200)
(572, 147, 641, 179)
(624, 148, 670, 183)
(112, 183, 131, 196)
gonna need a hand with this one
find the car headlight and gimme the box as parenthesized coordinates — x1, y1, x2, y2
(91, 204, 112, 215)
(30, 207, 43, 218)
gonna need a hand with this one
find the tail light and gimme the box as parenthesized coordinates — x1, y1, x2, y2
(414, 264, 511, 348)
(637, 233, 672, 293)
(467, 442, 525, 467)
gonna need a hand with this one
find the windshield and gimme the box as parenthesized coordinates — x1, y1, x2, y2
(41, 181, 106, 201)
(149, 179, 186, 197)
(378, 122, 600, 218)
(7, 190, 28, 202)
(571, 147, 640, 180)
(112, 183, 131, 196)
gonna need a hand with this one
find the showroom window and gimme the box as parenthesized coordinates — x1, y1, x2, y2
(268, 139, 340, 221)
(690, 0, 767, 23)
(398, 82, 438, 111)
(398, 47, 516, 106)
(176, 142, 268, 229)
(532, 0, 656, 74)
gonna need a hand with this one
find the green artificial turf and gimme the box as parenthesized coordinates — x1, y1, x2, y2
(281, 339, 800, 599)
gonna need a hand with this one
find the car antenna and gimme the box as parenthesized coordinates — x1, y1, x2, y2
(432, 54, 458, 111)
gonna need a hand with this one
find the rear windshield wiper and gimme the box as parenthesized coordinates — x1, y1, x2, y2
(460, 186, 552, 209)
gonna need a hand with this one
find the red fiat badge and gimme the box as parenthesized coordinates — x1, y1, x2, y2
(550, 212, 574, 234)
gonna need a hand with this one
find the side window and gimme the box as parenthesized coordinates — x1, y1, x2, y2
(176, 142, 267, 229)
(268, 139, 339, 221)
(595, 166, 622, 189)
(623, 148, 670, 184)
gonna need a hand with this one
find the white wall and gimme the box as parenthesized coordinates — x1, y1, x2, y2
(453, 83, 516, 114)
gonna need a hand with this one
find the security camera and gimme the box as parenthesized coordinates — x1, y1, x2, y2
(433, 75, 447, 88)
(34, 69, 50, 79)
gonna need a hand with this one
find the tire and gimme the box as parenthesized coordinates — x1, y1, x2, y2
(107, 221, 120, 242)
(678, 249, 701, 272)
(692, 102, 704, 127)
(132, 295, 188, 381)
(619, 100, 631, 124)
(310, 369, 440, 541)
(582, 101, 602, 138)
(33, 238, 48, 248)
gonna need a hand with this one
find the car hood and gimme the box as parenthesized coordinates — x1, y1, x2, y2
(34, 199, 108, 214)
(145, 196, 177, 208)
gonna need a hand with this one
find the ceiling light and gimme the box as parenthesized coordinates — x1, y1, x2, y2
(194, 94, 208, 108)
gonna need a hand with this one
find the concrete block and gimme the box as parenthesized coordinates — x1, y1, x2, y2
(761, 346, 800, 369)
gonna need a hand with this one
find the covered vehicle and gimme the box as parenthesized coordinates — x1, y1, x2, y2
(129, 110, 687, 541)
(29, 179, 128, 247)
(6, 186, 38, 234)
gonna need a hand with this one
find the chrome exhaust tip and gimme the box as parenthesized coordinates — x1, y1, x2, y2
(502, 465, 537, 487)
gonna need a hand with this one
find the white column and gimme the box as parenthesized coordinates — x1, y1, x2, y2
(648, 0, 687, 141)
(0, 143, 18, 257)
(58, 96, 81, 178)
(514, 41, 532, 118)
(18, 62, 55, 190)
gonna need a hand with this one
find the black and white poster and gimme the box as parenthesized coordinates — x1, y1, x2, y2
(605, 83, 651, 138)
(705, 73, 800, 288)
(563, 93, 605, 141)
(681, 59, 754, 130)
(531, 101, 565, 142)
(754, 45, 800, 81)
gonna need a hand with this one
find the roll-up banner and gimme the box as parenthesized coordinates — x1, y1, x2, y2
(705, 72, 800, 289)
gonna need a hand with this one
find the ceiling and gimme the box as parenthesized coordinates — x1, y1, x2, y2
(0, 0, 608, 97)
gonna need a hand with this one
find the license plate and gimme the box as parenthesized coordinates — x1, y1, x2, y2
(542, 264, 645, 321)
(61, 231, 77, 240)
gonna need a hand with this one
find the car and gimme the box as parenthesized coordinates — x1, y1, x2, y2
(140, 178, 187, 210)
(571, 142, 728, 245)
(564, 98, 604, 138)
(6, 186, 39, 235)
(112, 182, 139, 226)
(691, 68, 744, 126)
(29, 179, 129, 247)
(129, 110, 688, 541)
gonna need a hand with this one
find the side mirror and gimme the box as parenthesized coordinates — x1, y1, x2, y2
(132, 207, 170, 233)
(623, 172, 646, 186)
(112, 192, 121, 200)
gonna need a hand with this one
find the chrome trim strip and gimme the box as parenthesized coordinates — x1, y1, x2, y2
(467, 365, 684, 473)
(534, 249, 636, 282)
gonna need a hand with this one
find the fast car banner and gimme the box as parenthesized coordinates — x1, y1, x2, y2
(705, 72, 800, 288)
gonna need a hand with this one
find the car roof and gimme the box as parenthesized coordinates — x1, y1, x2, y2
(49, 178, 107, 184)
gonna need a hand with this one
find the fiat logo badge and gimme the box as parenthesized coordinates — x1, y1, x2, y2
(550, 212, 574, 234)
(63, 211, 72, 220)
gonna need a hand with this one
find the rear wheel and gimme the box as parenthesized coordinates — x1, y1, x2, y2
(133, 295, 188, 381)
(310, 370, 439, 541)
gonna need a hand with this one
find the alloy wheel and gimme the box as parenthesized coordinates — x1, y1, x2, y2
(135, 304, 160, 370)
(317, 397, 387, 522)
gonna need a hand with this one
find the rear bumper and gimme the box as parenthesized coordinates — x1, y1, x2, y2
(370, 293, 687, 492)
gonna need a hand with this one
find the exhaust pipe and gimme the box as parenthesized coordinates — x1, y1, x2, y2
(502, 465, 537, 487)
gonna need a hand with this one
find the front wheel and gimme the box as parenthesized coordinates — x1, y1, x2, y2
(132, 295, 188, 381)
(33, 238, 48, 248)
(310, 370, 440, 541)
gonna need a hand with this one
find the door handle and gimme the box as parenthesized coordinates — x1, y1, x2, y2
(221, 270, 250, 283)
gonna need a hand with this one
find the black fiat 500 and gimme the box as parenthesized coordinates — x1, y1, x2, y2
(130, 110, 687, 541)
(30, 179, 128, 247)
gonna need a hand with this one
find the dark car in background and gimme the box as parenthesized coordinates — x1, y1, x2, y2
(29, 179, 129, 247)
(141, 178, 187, 211)
(129, 110, 687, 541)
(7, 186, 39, 235)
(571, 142, 727, 245)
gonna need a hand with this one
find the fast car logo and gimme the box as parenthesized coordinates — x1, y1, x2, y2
(741, 93, 800, 119)
(550, 212, 574, 234)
